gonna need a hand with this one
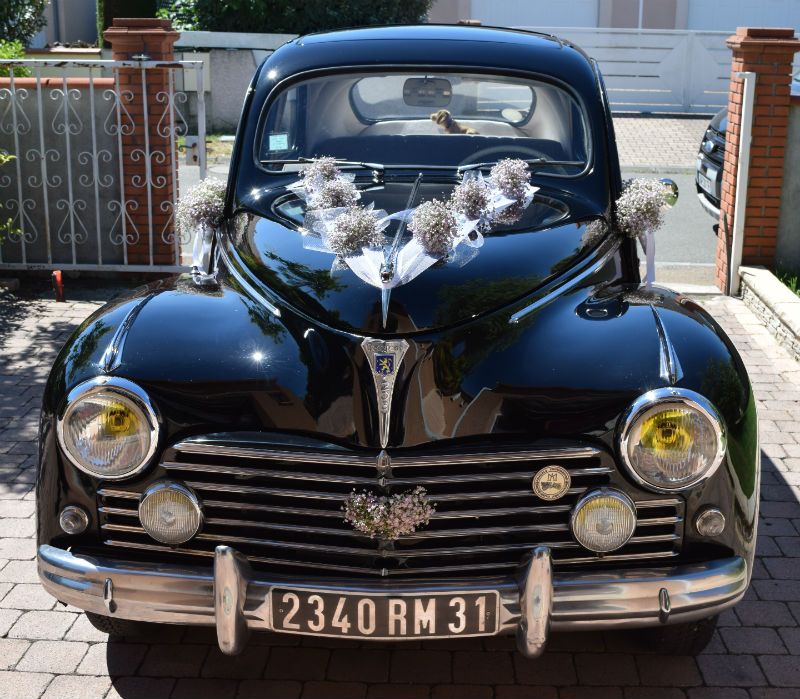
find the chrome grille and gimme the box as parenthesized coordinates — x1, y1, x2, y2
(97, 440, 684, 578)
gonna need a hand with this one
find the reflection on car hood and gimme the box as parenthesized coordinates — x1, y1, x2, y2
(234, 181, 607, 336)
(710, 108, 727, 135)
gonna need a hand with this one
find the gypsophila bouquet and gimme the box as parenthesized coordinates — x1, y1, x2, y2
(301, 156, 341, 190)
(450, 175, 491, 220)
(343, 486, 435, 540)
(409, 199, 458, 256)
(616, 178, 667, 239)
(490, 158, 530, 201)
(176, 178, 226, 237)
(310, 177, 359, 210)
(327, 206, 384, 256)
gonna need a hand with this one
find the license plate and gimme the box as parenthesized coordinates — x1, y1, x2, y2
(269, 588, 499, 639)
(697, 171, 715, 195)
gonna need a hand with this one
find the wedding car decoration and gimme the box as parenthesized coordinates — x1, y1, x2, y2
(343, 486, 435, 541)
(615, 178, 669, 289)
(177, 178, 227, 274)
(294, 157, 538, 325)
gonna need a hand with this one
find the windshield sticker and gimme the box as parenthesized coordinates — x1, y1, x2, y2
(268, 133, 289, 151)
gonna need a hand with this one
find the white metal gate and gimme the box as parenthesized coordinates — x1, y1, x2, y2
(519, 27, 800, 113)
(0, 59, 207, 271)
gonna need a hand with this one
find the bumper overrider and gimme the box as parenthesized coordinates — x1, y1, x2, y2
(38, 544, 747, 657)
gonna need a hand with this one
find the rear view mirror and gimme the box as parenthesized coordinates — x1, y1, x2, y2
(403, 78, 452, 107)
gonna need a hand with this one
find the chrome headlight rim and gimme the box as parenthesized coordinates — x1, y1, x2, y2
(570, 487, 637, 553)
(56, 376, 160, 480)
(618, 387, 726, 493)
(138, 479, 204, 545)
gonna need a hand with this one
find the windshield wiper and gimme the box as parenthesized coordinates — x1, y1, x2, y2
(260, 156, 385, 182)
(457, 158, 585, 175)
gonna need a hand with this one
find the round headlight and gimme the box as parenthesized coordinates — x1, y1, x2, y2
(139, 480, 203, 545)
(57, 377, 158, 480)
(571, 489, 637, 553)
(619, 388, 725, 492)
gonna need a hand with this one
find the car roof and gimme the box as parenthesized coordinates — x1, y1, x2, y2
(257, 24, 598, 93)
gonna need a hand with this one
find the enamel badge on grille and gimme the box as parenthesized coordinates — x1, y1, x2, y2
(361, 338, 409, 448)
(532, 465, 571, 501)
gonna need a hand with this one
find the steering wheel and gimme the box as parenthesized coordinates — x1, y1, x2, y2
(459, 144, 549, 168)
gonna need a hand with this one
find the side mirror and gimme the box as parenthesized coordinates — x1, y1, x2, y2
(659, 178, 679, 208)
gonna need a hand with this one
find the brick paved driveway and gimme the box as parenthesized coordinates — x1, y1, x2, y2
(0, 285, 798, 699)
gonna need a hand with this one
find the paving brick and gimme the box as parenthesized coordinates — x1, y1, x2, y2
(721, 627, 787, 653)
(171, 678, 239, 698)
(431, 685, 493, 699)
(0, 583, 57, 610)
(104, 677, 175, 699)
(328, 649, 391, 683)
(64, 613, 112, 642)
(301, 681, 367, 698)
(0, 638, 29, 669)
(495, 687, 557, 699)
(265, 646, 330, 681)
(635, 655, 702, 686)
(452, 650, 514, 685)
(754, 580, 800, 601)
(78, 641, 147, 676)
(0, 560, 39, 584)
(390, 650, 451, 684)
(514, 651, 576, 685)
(238, 679, 303, 698)
(0, 670, 53, 699)
(41, 674, 111, 699)
(624, 689, 686, 699)
(560, 688, 624, 699)
(16, 640, 89, 673)
(734, 601, 793, 626)
(687, 690, 749, 699)
(757, 655, 800, 687)
(138, 643, 209, 677)
(200, 645, 269, 679)
(696, 654, 767, 686)
(575, 653, 639, 686)
(8, 610, 77, 639)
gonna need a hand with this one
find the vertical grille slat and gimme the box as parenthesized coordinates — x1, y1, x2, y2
(96, 439, 684, 579)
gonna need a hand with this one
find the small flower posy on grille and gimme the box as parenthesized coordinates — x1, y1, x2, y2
(615, 178, 667, 239)
(175, 178, 226, 236)
(343, 486, 435, 541)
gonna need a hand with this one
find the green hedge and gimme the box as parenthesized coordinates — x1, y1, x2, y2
(193, 0, 433, 34)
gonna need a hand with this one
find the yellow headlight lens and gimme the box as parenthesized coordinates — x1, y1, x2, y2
(571, 489, 637, 553)
(60, 388, 154, 479)
(622, 393, 724, 490)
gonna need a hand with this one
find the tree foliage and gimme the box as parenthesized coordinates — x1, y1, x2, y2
(0, 0, 47, 45)
(192, 0, 433, 34)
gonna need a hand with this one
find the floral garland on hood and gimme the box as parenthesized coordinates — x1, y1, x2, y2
(290, 157, 538, 310)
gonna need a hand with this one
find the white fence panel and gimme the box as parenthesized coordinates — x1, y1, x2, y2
(518, 27, 800, 113)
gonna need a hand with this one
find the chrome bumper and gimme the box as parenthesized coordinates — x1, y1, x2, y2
(38, 544, 747, 657)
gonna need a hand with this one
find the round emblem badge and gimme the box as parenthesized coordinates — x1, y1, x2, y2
(532, 465, 571, 501)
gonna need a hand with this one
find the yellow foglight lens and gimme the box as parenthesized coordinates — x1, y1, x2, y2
(619, 389, 725, 491)
(139, 481, 202, 545)
(57, 378, 158, 480)
(571, 489, 637, 553)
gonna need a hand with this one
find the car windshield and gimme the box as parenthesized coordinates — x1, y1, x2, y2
(258, 71, 590, 176)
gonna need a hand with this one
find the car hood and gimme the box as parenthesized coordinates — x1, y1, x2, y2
(234, 180, 607, 336)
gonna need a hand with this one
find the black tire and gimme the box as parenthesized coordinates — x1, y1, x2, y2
(641, 615, 719, 655)
(85, 611, 147, 638)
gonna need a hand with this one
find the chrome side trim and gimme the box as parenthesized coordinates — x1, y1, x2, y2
(100, 294, 154, 372)
(650, 306, 684, 385)
(38, 545, 748, 655)
(509, 241, 620, 324)
(170, 443, 602, 467)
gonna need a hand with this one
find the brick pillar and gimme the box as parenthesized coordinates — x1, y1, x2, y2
(103, 18, 180, 266)
(715, 27, 800, 291)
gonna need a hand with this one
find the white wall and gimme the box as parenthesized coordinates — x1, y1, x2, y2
(469, 0, 599, 28)
(688, 0, 800, 31)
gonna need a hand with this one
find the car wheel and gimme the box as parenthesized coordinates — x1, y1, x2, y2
(641, 615, 719, 655)
(85, 612, 148, 638)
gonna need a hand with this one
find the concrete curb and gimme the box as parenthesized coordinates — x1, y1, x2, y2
(739, 266, 800, 362)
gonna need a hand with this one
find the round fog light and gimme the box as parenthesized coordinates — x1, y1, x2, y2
(59, 505, 89, 535)
(139, 481, 202, 545)
(571, 489, 637, 553)
(695, 507, 726, 537)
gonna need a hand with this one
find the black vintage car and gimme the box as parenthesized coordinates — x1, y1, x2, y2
(38, 25, 758, 658)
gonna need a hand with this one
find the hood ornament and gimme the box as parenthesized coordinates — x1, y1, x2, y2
(361, 338, 409, 448)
